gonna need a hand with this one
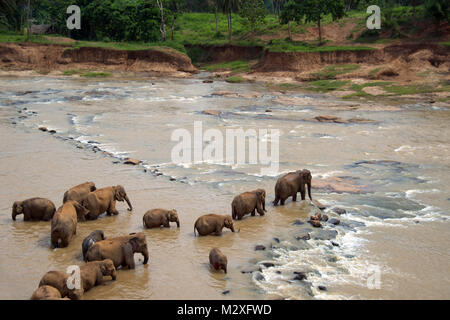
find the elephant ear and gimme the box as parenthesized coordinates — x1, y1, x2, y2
(114, 187, 124, 201)
(14, 202, 23, 214)
(73, 202, 89, 221)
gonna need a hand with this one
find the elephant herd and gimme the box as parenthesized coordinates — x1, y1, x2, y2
(11, 169, 313, 300)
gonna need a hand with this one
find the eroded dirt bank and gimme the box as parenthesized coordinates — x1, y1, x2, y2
(253, 43, 450, 79)
(0, 43, 198, 76)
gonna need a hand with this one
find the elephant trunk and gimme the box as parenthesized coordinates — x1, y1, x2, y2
(11, 210, 17, 221)
(307, 182, 312, 200)
(142, 247, 149, 265)
(111, 270, 117, 281)
(125, 195, 133, 211)
(176, 219, 180, 228)
(223, 265, 227, 274)
(230, 225, 235, 232)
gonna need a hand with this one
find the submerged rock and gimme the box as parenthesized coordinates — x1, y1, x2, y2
(313, 177, 366, 194)
(292, 219, 304, 226)
(295, 231, 311, 241)
(292, 272, 307, 281)
(202, 109, 222, 116)
(255, 245, 266, 251)
(38, 126, 48, 132)
(318, 285, 327, 291)
(328, 218, 340, 225)
(312, 229, 338, 240)
(332, 207, 347, 215)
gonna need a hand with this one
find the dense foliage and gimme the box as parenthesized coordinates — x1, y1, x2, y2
(0, 0, 447, 43)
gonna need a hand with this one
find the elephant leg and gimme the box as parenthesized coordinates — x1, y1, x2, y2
(107, 201, 119, 216)
(122, 243, 135, 269)
(273, 196, 279, 206)
(280, 197, 286, 205)
(251, 208, 256, 216)
(292, 193, 297, 202)
(300, 185, 306, 200)
(214, 225, 223, 236)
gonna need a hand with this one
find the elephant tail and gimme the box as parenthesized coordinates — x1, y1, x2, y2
(194, 224, 197, 237)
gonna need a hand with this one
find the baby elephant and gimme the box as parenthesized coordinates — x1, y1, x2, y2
(194, 214, 235, 236)
(232, 189, 266, 220)
(38, 259, 116, 299)
(143, 209, 180, 228)
(31, 285, 67, 300)
(51, 200, 89, 248)
(12, 198, 56, 221)
(82, 230, 106, 261)
(63, 181, 96, 204)
(209, 248, 227, 274)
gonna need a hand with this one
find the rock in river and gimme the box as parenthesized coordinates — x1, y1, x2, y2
(312, 229, 338, 240)
(124, 158, 141, 165)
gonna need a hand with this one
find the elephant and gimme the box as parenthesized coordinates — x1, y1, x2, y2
(12, 198, 56, 221)
(38, 259, 116, 299)
(79, 259, 117, 292)
(85, 232, 149, 269)
(31, 285, 66, 300)
(51, 200, 89, 248)
(273, 169, 312, 206)
(82, 185, 132, 220)
(143, 209, 180, 228)
(82, 230, 106, 261)
(63, 181, 96, 204)
(231, 189, 266, 220)
(38, 271, 83, 300)
(209, 248, 227, 274)
(194, 214, 235, 236)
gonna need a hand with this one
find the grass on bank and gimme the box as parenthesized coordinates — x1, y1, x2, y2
(61, 70, 111, 78)
(225, 76, 244, 83)
(202, 60, 252, 73)
(311, 64, 360, 80)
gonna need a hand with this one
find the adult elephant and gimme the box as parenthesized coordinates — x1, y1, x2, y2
(85, 232, 148, 269)
(63, 182, 96, 204)
(273, 169, 312, 206)
(82, 185, 132, 220)
(12, 198, 56, 221)
(38, 259, 116, 299)
(143, 209, 180, 228)
(194, 214, 235, 236)
(51, 200, 89, 248)
(232, 189, 266, 220)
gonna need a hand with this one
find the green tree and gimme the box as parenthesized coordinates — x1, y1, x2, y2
(280, 0, 297, 40)
(240, 0, 266, 35)
(220, 0, 240, 41)
(425, 0, 449, 23)
(281, 0, 345, 43)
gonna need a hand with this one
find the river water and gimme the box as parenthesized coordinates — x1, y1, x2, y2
(0, 75, 448, 300)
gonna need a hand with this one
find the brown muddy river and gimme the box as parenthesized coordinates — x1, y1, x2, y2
(0, 75, 449, 300)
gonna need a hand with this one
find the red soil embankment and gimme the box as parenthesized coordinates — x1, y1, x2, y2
(0, 42, 197, 74)
(185, 44, 263, 62)
(253, 43, 450, 74)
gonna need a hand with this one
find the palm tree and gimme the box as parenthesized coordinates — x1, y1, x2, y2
(219, 0, 239, 42)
